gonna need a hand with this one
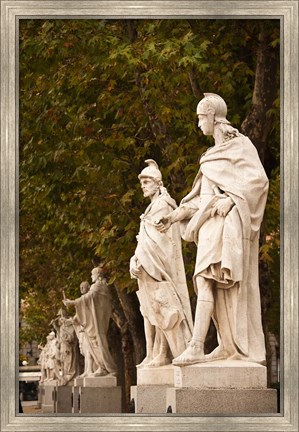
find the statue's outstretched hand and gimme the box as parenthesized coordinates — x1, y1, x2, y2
(154, 215, 172, 233)
(63, 298, 74, 307)
(211, 196, 234, 218)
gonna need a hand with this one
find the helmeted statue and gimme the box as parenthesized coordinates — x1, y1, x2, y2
(155, 93, 269, 366)
(130, 159, 193, 367)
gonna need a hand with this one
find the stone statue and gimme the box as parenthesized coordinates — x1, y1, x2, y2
(130, 160, 193, 367)
(63, 265, 117, 377)
(72, 281, 95, 378)
(37, 344, 47, 383)
(155, 93, 269, 366)
(51, 309, 80, 385)
(44, 331, 60, 381)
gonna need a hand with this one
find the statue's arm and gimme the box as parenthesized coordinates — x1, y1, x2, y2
(63, 298, 76, 307)
(154, 205, 196, 233)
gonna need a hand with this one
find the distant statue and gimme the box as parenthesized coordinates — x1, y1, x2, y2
(130, 160, 193, 367)
(72, 281, 96, 378)
(37, 344, 47, 383)
(44, 331, 60, 381)
(155, 93, 269, 366)
(51, 309, 80, 385)
(63, 265, 117, 377)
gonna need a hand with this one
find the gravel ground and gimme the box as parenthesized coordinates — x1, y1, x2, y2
(20, 402, 42, 414)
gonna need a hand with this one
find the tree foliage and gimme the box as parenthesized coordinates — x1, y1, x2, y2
(19, 18, 280, 403)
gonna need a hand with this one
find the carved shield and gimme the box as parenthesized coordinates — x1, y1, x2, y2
(137, 280, 183, 331)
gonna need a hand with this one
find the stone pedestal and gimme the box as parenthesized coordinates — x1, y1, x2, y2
(166, 360, 278, 414)
(83, 375, 117, 387)
(40, 380, 57, 413)
(77, 375, 121, 413)
(54, 383, 73, 413)
(174, 360, 267, 388)
(130, 364, 175, 414)
(166, 387, 278, 414)
(72, 377, 84, 414)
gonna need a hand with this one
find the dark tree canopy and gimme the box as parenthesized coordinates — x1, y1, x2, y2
(19, 18, 280, 407)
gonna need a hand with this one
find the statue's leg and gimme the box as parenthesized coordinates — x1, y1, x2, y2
(85, 353, 93, 375)
(207, 285, 244, 361)
(173, 276, 214, 366)
(137, 317, 155, 367)
(79, 353, 93, 378)
(147, 329, 170, 367)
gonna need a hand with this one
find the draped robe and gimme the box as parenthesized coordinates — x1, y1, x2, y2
(180, 135, 269, 363)
(134, 190, 193, 359)
(73, 279, 116, 374)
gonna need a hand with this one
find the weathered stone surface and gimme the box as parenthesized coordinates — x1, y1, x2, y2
(73, 377, 84, 387)
(137, 364, 175, 386)
(40, 381, 56, 413)
(166, 387, 278, 414)
(72, 385, 80, 414)
(131, 385, 169, 414)
(54, 385, 73, 413)
(83, 375, 117, 387)
(78, 386, 121, 413)
(174, 360, 267, 389)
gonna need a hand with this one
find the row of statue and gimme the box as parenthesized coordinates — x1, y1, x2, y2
(38, 93, 269, 385)
(38, 266, 116, 385)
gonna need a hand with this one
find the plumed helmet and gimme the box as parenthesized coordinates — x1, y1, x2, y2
(138, 159, 162, 181)
(196, 93, 230, 125)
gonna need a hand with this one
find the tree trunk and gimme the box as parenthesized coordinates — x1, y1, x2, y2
(241, 22, 279, 165)
(109, 285, 145, 411)
(241, 23, 280, 382)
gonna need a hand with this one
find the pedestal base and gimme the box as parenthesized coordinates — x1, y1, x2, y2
(78, 386, 121, 413)
(174, 360, 267, 389)
(72, 378, 83, 414)
(83, 375, 117, 387)
(168, 360, 277, 414)
(54, 385, 73, 413)
(40, 381, 57, 413)
(131, 364, 175, 413)
(137, 364, 175, 385)
(166, 387, 278, 414)
(131, 385, 169, 414)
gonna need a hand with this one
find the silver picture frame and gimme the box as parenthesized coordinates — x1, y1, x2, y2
(1, 1, 298, 431)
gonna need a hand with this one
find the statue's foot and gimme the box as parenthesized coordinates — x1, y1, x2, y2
(229, 352, 267, 366)
(147, 353, 170, 368)
(172, 341, 205, 366)
(229, 352, 247, 361)
(205, 346, 228, 362)
(92, 367, 108, 377)
(136, 355, 153, 368)
(78, 371, 89, 379)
